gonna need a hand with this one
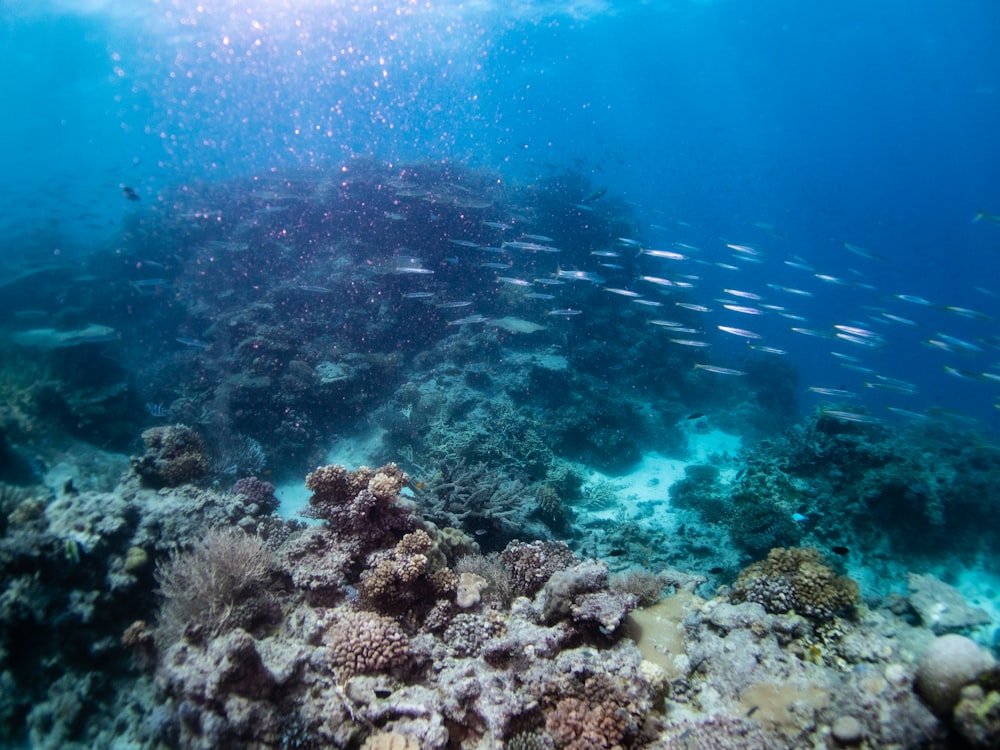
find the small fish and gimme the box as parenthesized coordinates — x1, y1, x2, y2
(723, 288, 762, 300)
(447, 314, 489, 326)
(640, 248, 687, 260)
(524, 292, 556, 300)
(447, 239, 480, 248)
(973, 210, 1000, 225)
(437, 301, 474, 308)
(669, 339, 711, 348)
(717, 325, 762, 339)
(831, 546, 850, 556)
(843, 242, 888, 261)
(676, 302, 712, 313)
(894, 293, 933, 305)
(581, 187, 608, 203)
(522, 233, 555, 242)
(821, 409, 880, 424)
(708, 566, 725, 575)
(943, 305, 993, 321)
(395, 267, 434, 275)
(482, 221, 512, 230)
(693, 363, 746, 375)
(122, 185, 140, 201)
(546, 308, 583, 316)
(297, 285, 331, 293)
(176, 337, 208, 349)
(402, 292, 435, 299)
(815, 273, 848, 285)
(687, 412, 705, 420)
(721, 304, 763, 315)
(639, 275, 675, 287)
(603, 288, 642, 298)
(497, 277, 532, 286)
(750, 345, 787, 355)
(632, 299, 663, 307)
(807, 387, 858, 398)
(555, 269, 605, 284)
(591, 250, 621, 258)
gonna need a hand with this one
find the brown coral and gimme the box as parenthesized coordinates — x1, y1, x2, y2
(325, 609, 412, 677)
(545, 696, 630, 750)
(132, 424, 209, 487)
(730, 547, 860, 621)
(357, 530, 456, 617)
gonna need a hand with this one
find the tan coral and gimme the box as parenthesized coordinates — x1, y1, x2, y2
(361, 732, 420, 750)
(325, 609, 411, 676)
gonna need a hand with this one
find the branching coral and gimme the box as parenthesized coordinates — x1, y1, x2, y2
(303, 462, 414, 552)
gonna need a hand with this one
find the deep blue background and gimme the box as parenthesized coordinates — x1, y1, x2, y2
(2, 0, 999, 426)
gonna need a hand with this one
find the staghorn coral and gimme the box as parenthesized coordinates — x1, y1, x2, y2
(730, 547, 860, 622)
(131, 424, 209, 487)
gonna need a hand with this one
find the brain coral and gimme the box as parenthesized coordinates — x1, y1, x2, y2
(730, 547, 860, 621)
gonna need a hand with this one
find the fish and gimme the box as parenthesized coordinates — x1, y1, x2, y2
(522, 233, 555, 242)
(894, 293, 933, 305)
(676, 302, 712, 312)
(524, 293, 555, 300)
(402, 292, 435, 299)
(721, 304, 763, 315)
(687, 413, 705, 420)
(821, 409, 880, 424)
(749, 345, 787, 355)
(503, 241, 560, 253)
(639, 275, 676, 287)
(830, 546, 850, 556)
(603, 288, 642, 298)
(723, 289, 763, 300)
(694, 363, 746, 375)
(815, 273, 848, 285)
(437, 301, 474, 308)
(447, 314, 489, 326)
(943, 305, 993, 321)
(122, 185, 140, 201)
(555, 269, 606, 284)
(395, 267, 434, 275)
(973, 210, 1000, 225)
(497, 277, 532, 286)
(176, 337, 208, 349)
(447, 239, 480, 248)
(632, 299, 663, 307)
(545, 308, 583, 316)
(640, 248, 687, 260)
(482, 221, 512, 230)
(581, 187, 608, 203)
(669, 339, 711, 347)
(807, 387, 858, 398)
(843, 242, 888, 261)
(717, 325, 762, 339)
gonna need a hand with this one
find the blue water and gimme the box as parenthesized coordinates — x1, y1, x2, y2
(3, 0, 999, 427)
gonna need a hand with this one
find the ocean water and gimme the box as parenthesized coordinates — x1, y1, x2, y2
(2, 0, 1000, 747)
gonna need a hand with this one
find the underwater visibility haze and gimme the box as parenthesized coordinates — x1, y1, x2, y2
(2, 1, 1000, 748)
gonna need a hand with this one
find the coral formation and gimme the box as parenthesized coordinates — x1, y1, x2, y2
(131, 424, 210, 487)
(730, 547, 860, 621)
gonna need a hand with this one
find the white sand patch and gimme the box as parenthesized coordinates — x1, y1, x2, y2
(954, 567, 1000, 646)
(275, 427, 385, 519)
(577, 427, 743, 529)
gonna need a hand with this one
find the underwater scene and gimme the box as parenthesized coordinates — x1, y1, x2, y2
(2, 0, 1000, 747)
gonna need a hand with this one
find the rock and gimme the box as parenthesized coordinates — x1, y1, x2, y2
(907, 573, 992, 635)
(831, 714, 864, 745)
(915, 634, 995, 717)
